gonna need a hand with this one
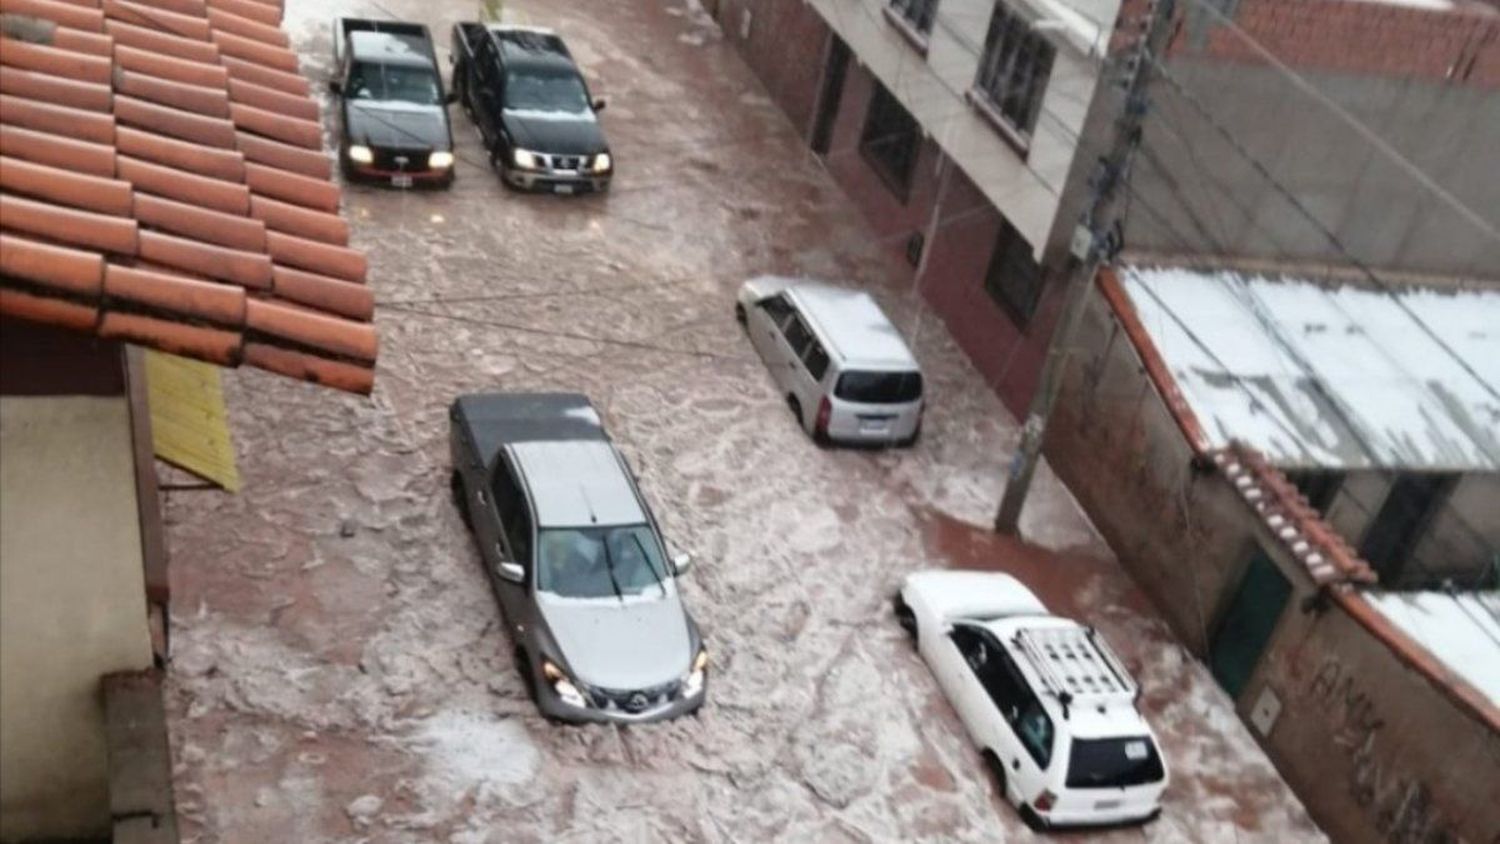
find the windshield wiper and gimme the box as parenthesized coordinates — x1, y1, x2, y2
(599, 534, 625, 603)
(630, 533, 668, 597)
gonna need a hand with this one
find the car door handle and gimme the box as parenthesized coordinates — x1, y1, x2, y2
(1011, 759, 1020, 771)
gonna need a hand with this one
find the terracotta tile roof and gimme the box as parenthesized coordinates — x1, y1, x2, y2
(0, 0, 377, 394)
(1212, 444, 1379, 587)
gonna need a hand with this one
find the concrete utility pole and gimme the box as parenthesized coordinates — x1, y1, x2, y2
(994, 0, 1176, 535)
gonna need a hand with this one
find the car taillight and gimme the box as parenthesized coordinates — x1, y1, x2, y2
(1034, 789, 1057, 812)
(815, 396, 832, 434)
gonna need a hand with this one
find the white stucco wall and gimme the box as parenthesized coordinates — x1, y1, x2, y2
(1, 396, 153, 840)
(805, 0, 1118, 256)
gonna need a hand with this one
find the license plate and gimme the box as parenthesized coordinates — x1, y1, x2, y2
(1095, 800, 1122, 811)
(860, 421, 889, 433)
(391, 174, 413, 188)
(553, 184, 575, 195)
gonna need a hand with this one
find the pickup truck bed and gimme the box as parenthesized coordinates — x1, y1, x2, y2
(451, 393, 606, 469)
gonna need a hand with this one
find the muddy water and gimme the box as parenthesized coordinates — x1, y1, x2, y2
(161, 0, 1323, 841)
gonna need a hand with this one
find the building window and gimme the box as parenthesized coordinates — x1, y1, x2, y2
(972, 1, 1056, 149)
(859, 84, 921, 201)
(1284, 470, 1342, 513)
(983, 218, 1043, 324)
(887, 0, 939, 44)
(1359, 473, 1455, 585)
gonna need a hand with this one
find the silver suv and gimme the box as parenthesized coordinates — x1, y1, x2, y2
(449, 393, 706, 723)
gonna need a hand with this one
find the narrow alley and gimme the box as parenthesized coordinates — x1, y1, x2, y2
(159, 0, 1323, 840)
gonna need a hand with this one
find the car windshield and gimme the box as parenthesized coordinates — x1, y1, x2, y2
(347, 62, 441, 105)
(1065, 736, 1166, 789)
(536, 525, 669, 599)
(835, 370, 923, 404)
(506, 70, 591, 113)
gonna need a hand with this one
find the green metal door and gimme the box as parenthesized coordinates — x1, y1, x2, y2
(1210, 551, 1291, 699)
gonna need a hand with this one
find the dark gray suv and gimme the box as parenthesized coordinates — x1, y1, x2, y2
(449, 393, 706, 723)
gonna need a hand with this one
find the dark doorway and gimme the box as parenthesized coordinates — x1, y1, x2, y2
(1209, 551, 1291, 700)
(1359, 473, 1455, 585)
(1283, 469, 1342, 513)
(810, 35, 850, 155)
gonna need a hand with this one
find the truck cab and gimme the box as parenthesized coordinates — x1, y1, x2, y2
(330, 18, 455, 188)
(451, 24, 613, 194)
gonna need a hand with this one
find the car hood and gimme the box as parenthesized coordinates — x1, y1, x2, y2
(345, 100, 450, 150)
(537, 589, 691, 690)
(502, 108, 605, 155)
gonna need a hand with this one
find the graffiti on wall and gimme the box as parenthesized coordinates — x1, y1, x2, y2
(1307, 658, 1462, 843)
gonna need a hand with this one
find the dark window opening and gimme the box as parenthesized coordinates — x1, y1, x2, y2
(1065, 737, 1165, 789)
(1284, 470, 1343, 514)
(860, 84, 920, 201)
(490, 461, 533, 567)
(974, 2, 1055, 143)
(835, 370, 923, 404)
(757, 294, 794, 329)
(983, 218, 1043, 325)
(1360, 473, 1456, 585)
(889, 0, 940, 35)
(783, 315, 815, 359)
(803, 342, 831, 381)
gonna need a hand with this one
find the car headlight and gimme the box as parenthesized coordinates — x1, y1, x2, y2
(513, 148, 540, 169)
(542, 660, 588, 708)
(428, 150, 455, 169)
(591, 152, 612, 173)
(347, 144, 374, 165)
(682, 648, 708, 697)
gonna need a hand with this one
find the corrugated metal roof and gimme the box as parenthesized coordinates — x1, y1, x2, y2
(0, 0, 377, 394)
(1120, 265, 1500, 471)
(1364, 590, 1500, 707)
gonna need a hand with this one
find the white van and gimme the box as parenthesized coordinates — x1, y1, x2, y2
(736, 277, 923, 446)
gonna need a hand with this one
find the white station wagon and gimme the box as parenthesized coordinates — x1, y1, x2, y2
(736, 276, 923, 446)
(894, 571, 1169, 830)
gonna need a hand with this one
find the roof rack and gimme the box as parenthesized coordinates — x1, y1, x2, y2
(1011, 626, 1137, 711)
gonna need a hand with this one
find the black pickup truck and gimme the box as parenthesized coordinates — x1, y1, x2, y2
(450, 23, 613, 194)
(330, 18, 455, 188)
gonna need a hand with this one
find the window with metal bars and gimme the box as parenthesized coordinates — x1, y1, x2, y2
(973, 2, 1056, 146)
(983, 217, 1044, 325)
(888, 0, 940, 35)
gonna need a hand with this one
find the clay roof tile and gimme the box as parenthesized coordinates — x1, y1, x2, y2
(0, 0, 377, 392)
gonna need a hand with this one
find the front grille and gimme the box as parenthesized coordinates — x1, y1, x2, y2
(547, 154, 585, 172)
(374, 147, 430, 171)
(588, 680, 681, 714)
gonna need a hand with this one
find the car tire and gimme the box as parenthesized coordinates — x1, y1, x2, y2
(451, 471, 472, 531)
(734, 303, 747, 326)
(982, 749, 1008, 798)
(898, 420, 922, 449)
(892, 592, 917, 643)
(787, 395, 804, 429)
(1019, 804, 1048, 832)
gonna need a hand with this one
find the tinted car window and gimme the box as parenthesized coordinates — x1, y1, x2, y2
(1015, 697, 1054, 768)
(758, 294, 794, 328)
(803, 342, 830, 381)
(835, 370, 923, 404)
(348, 63, 442, 105)
(783, 315, 815, 359)
(506, 69, 590, 113)
(1066, 737, 1165, 788)
(490, 461, 532, 566)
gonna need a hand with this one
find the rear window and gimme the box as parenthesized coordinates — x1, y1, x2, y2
(835, 370, 922, 404)
(1065, 737, 1165, 789)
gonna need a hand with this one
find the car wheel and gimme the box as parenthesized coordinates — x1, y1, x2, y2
(983, 750, 1008, 800)
(787, 395, 804, 429)
(1019, 804, 1048, 831)
(892, 592, 917, 643)
(451, 471, 472, 531)
(734, 303, 747, 326)
(898, 420, 922, 449)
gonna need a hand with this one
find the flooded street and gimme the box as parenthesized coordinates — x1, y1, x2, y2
(161, 0, 1322, 840)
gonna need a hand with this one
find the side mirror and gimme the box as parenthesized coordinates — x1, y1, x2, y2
(671, 552, 692, 576)
(592, 97, 607, 112)
(496, 561, 525, 584)
(328, 79, 343, 95)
